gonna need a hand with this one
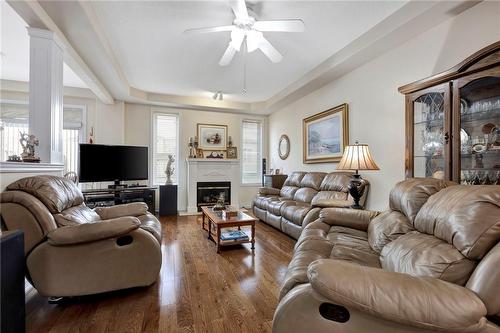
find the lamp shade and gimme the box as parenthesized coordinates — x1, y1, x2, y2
(336, 143, 379, 171)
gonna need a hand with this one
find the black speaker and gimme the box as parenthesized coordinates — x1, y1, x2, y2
(262, 158, 267, 185)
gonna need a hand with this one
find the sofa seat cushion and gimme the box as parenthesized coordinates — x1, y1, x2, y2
(137, 213, 162, 244)
(327, 226, 381, 268)
(282, 205, 312, 226)
(253, 196, 278, 210)
(279, 220, 380, 300)
(268, 199, 295, 216)
(381, 231, 476, 285)
(54, 204, 101, 227)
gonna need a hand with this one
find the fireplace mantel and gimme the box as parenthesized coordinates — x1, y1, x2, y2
(186, 158, 240, 213)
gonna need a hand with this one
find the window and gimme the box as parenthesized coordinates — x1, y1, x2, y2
(0, 101, 85, 174)
(152, 112, 178, 185)
(241, 119, 262, 184)
(62, 106, 85, 174)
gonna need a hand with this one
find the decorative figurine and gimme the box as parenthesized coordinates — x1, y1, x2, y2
(188, 137, 197, 158)
(89, 126, 94, 144)
(165, 154, 175, 184)
(212, 192, 226, 211)
(19, 132, 40, 163)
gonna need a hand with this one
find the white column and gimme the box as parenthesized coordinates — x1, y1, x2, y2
(28, 28, 64, 164)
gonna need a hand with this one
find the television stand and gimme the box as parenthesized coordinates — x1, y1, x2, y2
(82, 187, 156, 214)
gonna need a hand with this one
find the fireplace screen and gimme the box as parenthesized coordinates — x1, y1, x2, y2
(197, 181, 231, 211)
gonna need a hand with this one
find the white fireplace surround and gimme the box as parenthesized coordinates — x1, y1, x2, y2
(186, 158, 240, 213)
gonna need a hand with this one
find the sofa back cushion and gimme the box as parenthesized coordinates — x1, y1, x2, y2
(389, 178, 454, 224)
(310, 172, 352, 206)
(280, 172, 306, 199)
(368, 210, 414, 253)
(414, 185, 500, 260)
(7, 175, 84, 214)
(292, 172, 326, 203)
(54, 204, 101, 227)
(380, 231, 476, 285)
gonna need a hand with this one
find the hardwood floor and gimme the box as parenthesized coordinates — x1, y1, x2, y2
(25, 215, 295, 333)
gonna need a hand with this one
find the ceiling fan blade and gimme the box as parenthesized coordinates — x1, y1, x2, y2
(219, 44, 237, 66)
(230, 0, 249, 20)
(258, 37, 283, 63)
(254, 19, 305, 32)
(184, 25, 235, 34)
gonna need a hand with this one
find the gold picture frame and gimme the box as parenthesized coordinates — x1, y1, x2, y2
(303, 103, 349, 163)
(197, 123, 228, 150)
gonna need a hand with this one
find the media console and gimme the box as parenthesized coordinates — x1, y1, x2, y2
(82, 187, 156, 214)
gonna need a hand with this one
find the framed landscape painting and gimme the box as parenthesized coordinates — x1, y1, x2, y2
(303, 104, 349, 163)
(197, 123, 228, 150)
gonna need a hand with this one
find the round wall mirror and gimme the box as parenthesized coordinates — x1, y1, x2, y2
(278, 134, 290, 160)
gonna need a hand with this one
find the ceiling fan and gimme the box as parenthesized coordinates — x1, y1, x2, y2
(184, 0, 305, 66)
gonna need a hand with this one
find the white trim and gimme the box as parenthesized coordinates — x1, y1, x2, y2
(0, 161, 64, 173)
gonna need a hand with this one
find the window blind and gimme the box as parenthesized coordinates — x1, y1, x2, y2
(0, 102, 84, 173)
(152, 112, 178, 185)
(241, 120, 262, 184)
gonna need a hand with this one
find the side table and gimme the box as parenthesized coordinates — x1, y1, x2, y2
(1, 230, 25, 333)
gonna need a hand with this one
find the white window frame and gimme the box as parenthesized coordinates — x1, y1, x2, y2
(240, 118, 263, 186)
(150, 110, 179, 186)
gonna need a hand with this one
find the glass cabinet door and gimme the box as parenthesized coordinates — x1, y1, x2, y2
(409, 85, 450, 179)
(454, 71, 500, 185)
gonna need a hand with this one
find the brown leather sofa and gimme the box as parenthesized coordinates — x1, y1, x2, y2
(253, 171, 369, 239)
(0, 175, 162, 297)
(274, 178, 500, 333)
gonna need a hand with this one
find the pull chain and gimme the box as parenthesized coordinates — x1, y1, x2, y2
(242, 40, 247, 94)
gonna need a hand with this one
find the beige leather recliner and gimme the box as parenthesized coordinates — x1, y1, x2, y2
(0, 175, 162, 297)
(274, 178, 500, 333)
(253, 171, 369, 239)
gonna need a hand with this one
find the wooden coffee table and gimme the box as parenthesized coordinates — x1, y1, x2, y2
(201, 206, 257, 253)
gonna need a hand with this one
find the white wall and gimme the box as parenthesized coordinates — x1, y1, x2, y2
(124, 103, 268, 211)
(268, 1, 500, 210)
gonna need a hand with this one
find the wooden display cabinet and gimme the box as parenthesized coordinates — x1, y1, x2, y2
(399, 41, 500, 185)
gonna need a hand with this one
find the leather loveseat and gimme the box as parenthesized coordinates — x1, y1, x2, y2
(253, 171, 369, 239)
(273, 178, 500, 333)
(0, 175, 162, 297)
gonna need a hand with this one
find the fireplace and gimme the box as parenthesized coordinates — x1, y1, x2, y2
(197, 181, 231, 211)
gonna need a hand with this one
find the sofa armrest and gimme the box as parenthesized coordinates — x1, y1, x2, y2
(308, 259, 487, 331)
(94, 202, 148, 219)
(47, 216, 140, 245)
(319, 208, 379, 231)
(258, 187, 281, 196)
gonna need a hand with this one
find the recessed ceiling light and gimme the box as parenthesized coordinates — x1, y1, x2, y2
(213, 91, 223, 101)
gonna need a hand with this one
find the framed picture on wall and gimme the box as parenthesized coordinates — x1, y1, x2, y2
(197, 123, 228, 150)
(303, 103, 349, 163)
(226, 147, 237, 159)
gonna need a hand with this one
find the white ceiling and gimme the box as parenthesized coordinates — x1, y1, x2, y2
(87, 1, 406, 103)
(3, 0, 476, 113)
(0, 1, 87, 89)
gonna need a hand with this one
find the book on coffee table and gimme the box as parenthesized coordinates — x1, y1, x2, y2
(220, 229, 249, 241)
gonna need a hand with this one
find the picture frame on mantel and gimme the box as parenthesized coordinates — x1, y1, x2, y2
(303, 103, 349, 163)
(197, 123, 228, 150)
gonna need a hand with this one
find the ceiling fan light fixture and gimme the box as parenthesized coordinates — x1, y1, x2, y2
(246, 30, 262, 52)
(230, 28, 245, 51)
(213, 91, 223, 100)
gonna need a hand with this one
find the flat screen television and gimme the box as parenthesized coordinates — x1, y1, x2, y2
(79, 144, 148, 184)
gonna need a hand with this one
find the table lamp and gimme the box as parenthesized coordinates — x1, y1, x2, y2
(336, 141, 379, 209)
